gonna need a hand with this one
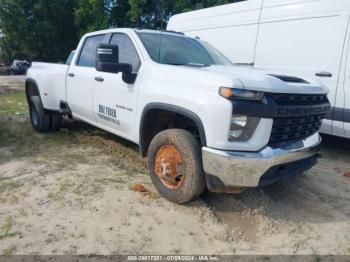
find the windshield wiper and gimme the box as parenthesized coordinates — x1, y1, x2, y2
(164, 62, 210, 67)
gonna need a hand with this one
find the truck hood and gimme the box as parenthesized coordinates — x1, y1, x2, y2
(200, 65, 328, 95)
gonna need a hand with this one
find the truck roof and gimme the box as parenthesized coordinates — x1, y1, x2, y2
(134, 28, 185, 36)
(82, 28, 186, 38)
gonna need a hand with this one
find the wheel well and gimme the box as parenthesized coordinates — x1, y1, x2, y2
(140, 106, 206, 157)
(25, 79, 40, 103)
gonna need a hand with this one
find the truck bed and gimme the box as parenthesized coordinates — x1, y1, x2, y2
(27, 62, 69, 111)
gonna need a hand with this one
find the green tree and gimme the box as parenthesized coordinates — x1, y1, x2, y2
(74, 0, 112, 36)
(125, 0, 244, 30)
(0, 0, 245, 63)
(110, 0, 132, 28)
(0, 0, 79, 63)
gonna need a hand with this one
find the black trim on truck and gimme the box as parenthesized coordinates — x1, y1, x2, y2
(325, 107, 350, 123)
(343, 108, 350, 123)
(59, 100, 72, 116)
(232, 94, 331, 119)
(25, 78, 41, 104)
(258, 155, 318, 187)
(232, 93, 331, 145)
(139, 103, 207, 156)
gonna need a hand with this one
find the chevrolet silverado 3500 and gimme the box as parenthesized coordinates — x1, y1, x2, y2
(26, 29, 330, 203)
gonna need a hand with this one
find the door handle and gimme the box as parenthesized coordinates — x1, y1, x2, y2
(94, 76, 104, 82)
(315, 71, 332, 78)
(68, 72, 75, 77)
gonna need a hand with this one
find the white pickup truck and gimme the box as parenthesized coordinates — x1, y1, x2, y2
(26, 28, 330, 203)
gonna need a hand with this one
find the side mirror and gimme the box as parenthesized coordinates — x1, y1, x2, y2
(96, 44, 137, 84)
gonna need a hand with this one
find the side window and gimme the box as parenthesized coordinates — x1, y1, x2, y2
(66, 51, 75, 65)
(110, 33, 141, 72)
(77, 34, 105, 67)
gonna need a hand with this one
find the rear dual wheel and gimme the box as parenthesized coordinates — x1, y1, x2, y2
(148, 129, 206, 204)
(29, 96, 62, 132)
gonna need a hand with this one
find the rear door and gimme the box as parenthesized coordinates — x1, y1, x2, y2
(66, 34, 107, 121)
(345, 84, 350, 138)
(343, 35, 350, 138)
(92, 32, 142, 142)
(255, 0, 350, 135)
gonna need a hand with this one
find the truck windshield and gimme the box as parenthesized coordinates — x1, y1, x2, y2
(137, 32, 233, 67)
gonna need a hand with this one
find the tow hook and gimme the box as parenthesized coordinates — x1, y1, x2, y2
(315, 153, 323, 159)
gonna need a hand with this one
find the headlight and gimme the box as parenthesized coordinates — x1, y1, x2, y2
(229, 115, 260, 141)
(219, 87, 264, 101)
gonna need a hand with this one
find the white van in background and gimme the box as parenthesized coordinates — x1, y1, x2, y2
(167, 0, 350, 139)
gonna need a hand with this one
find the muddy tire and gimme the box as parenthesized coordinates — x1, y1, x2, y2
(50, 112, 62, 131)
(148, 129, 206, 204)
(29, 96, 50, 132)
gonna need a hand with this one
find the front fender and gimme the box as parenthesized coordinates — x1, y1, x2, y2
(139, 103, 207, 156)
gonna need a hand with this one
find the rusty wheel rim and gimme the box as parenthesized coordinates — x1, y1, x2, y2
(154, 145, 184, 189)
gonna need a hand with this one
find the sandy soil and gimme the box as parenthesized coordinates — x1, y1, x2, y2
(0, 76, 349, 256)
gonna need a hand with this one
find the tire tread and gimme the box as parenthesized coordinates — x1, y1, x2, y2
(148, 129, 206, 203)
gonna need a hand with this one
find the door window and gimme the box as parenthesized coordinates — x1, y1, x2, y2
(110, 33, 141, 72)
(77, 34, 106, 67)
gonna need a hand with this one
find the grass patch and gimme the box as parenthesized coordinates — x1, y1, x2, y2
(0, 232, 17, 239)
(0, 90, 147, 173)
(0, 116, 147, 172)
(48, 180, 75, 200)
(0, 118, 79, 164)
(1, 217, 13, 233)
(2, 244, 16, 255)
(48, 178, 107, 201)
(0, 217, 17, 239)
(47, 191, 57, 200)
(0, 180, 19, 204)
(0, 92, 27, 116)
(0, 181, 19, 193)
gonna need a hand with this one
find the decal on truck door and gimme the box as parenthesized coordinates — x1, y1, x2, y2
(116, 104, 134, 112)
(98, 105, 120, 125)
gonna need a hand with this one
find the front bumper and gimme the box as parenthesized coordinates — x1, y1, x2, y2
(202, 133, 321, 192)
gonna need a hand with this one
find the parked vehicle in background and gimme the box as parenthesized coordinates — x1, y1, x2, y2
(9, 60, 30, 75)
(167, 0, 350, 139)
(26, 28, 330, 203)
(0, 63, 9, 75)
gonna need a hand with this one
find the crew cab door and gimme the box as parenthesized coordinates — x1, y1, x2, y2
(66, 34, 107, 121)
(92, 33, 142, 142)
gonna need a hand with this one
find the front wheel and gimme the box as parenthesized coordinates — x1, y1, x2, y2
(147, 129, 206, 204)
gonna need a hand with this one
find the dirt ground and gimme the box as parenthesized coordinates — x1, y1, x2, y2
(0, 75, 349, 256)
